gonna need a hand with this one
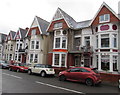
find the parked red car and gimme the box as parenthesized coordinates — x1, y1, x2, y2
(9, 63, 28, 72)
(59, 67, 101, 86)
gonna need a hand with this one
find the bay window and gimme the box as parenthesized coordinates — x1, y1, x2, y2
(55, 38, 60, 48)
(30, 54, 38, 63)
(53, 53, 67, 67)
(96, 36, 98, 48)
(113, 34, 117, 48)
(30, 54, 33, 62)
(54, 37, 67, 49)
(34, 54, 38, 63)
(101, 34, 109, 47)
(61, 54, 66, 67)
(31, 41, 40, 50)
(31, 41, 35, 49)
(113, 56, 118, 71)
(36, 41, 39, 49)
(62, 37, 67, 48)
(54, 54, 59, 65)
(101, 55, 109, 70)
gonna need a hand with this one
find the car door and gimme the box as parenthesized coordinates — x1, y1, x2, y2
(35, 64, 42, 74)
(32, 64, 41, 74)
(80, 68, 91, 80)
(65, 68, 81, 80)
(12, 64, 17, 70)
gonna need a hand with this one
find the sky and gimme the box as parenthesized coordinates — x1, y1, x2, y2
(0, 0, 120, 35)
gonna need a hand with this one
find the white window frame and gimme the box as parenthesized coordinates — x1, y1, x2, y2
(52, 53, 67, 67)
(54, 22, 63, 29)
(99, 14, 110, 23)
(36, 41, 39, 49)
(31, 29, 36, 35)
(31, 41, 35, 50)
(112, 34, 117, 48)
(34, 54, 38, 63)
(113, 55, 118, 71)
(30, 40, 40, 50)
(29, 53, 39, 63)
(101, 34, 109, 48)
(54, 36, 67, 49)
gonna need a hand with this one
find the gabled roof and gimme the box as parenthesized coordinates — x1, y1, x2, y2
(26, 16, 49, 37)
(10, 31, 16, 40)
(0, 33, 7, 43)
(19, 28, 27, 39)
(14, 28, 27, 39)
(36, 16, 49, 34)
(58, 8, 77, 29)
(90, 2, 120, 25)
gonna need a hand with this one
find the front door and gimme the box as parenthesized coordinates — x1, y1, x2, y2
(74, 56, 81, 67)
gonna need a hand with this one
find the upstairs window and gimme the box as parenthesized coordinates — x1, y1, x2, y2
(84, 36, 90, 46)
(99, 14, 110, 23)
(113, 34, 117, 48)
(10, 45, 13, 51)
(31, 41, 35, 49)
(36, 41, 39, 49)
(19, 44, 22, 49)
(101, 34, 109, 47)
(55, 38, 60, 48)
(54, 22, 62, 29)
(62, 37, 67, 48)
(31, 29, 36, 35)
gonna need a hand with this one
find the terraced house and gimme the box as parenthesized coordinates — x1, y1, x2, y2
(47, 8, 94, 71)
(25, 16, 49, 65)
(90, 2, 120, 72)
(4, 31, 16, 61)
(0, 33, 7, 59)
(2, 2, 120, 74)
(47, 2, 120, 73)
(14, 28, 27, 63)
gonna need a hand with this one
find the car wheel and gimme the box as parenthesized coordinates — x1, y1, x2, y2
(17, 69, 20, 72)
(41, 71, 46, 77)
(28, 70, 32, 75)
(59, 75, 66, 81)
(9, 68, 12, 71)
(85, 78, 94, 86)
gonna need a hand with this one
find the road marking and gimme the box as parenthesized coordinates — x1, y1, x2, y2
(2, 73, 22, 79)
(35, 81, 85, 94)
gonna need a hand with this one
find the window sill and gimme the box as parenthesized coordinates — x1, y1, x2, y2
(99, 20, 110, 23)
(53, 27, 62, 30)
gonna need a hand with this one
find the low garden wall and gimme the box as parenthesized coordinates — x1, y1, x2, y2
(100, 72, 120, 84)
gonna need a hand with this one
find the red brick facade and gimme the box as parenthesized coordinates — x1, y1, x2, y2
(27, 27, 40, 36)
(92, 6, 119, 26)
(48, 19, 69, 32)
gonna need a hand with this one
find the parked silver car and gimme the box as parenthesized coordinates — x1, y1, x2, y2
(28, 64, 55, 77)
(0, 60, 9, 69)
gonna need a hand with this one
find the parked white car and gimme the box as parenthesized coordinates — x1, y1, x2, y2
(28, 64, 55, 77)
